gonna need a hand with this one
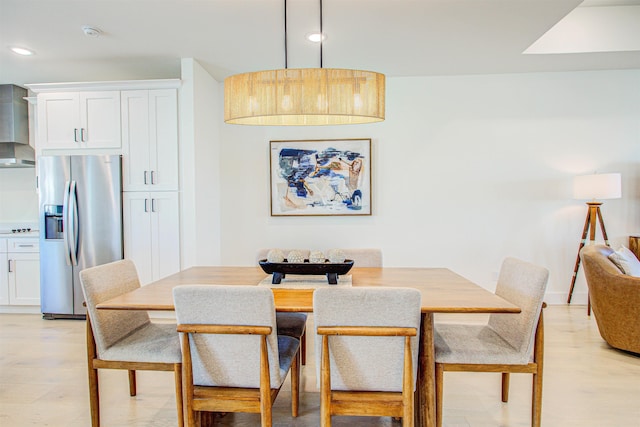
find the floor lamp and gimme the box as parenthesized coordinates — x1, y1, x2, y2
(567, 173, 621, 314)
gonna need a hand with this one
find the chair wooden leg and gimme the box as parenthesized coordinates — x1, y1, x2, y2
(259, 335, 272, 427)
(181, 333, 197, 427)
(402, 336, 414, 427)
(88, 365, 100, 427)
(501, 373, 510, 402)
(128, 370, 137, 396)
(435, 363, 444, 427)
(174, 363, 184, 427)
(320, 335, 331, 427)
(86, 315, 100, 427)
(301, 329, 307, 365)
(532, 310, 545, 427)
(291, 348, 300, 417)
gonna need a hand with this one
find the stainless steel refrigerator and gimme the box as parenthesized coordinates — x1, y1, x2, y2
(38, 155, 123, 319)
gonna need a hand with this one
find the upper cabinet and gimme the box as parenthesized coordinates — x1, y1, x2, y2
(121, 89, 179, 191)
(36, 91, 121, 150)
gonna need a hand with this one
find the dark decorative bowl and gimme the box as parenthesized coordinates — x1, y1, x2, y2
(258, 259, 354, 285)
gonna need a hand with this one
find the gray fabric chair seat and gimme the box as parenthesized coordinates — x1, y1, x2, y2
(100, 322, 182, 363)
(276, 335, 301, 385)
(435, 324, 530, 365)
(276, 312, 307, 338)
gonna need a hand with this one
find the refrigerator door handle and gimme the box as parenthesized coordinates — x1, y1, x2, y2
(69, 180, 79, 266)
(62, 180, 72, 266)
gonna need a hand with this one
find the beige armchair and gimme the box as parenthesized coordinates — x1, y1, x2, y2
(173, 285, 300, 426)
(580, 244, 640, 354)
(314, 287, 421, 427)
(434, 257, 549, 427)
(79, 259, 183, 427)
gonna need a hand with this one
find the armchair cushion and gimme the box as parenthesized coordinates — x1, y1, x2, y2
(608, 246, 640, 277)
(100, 322, 181, 363)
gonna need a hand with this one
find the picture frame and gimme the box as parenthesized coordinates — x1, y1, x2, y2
(270, 138, 372, 216)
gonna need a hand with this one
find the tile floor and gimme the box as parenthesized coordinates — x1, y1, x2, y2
(0, 305, 639, 426)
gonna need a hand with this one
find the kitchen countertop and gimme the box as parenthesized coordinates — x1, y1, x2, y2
(0, 231, 40, 238)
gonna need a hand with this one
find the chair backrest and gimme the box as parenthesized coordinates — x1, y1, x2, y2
(256, 248, 382, 266)
(79, 259, 150, 356)
(173, 285, 284, 388)
(488, 257, 549, 363)
(313, 287, 422, 392)
(341, 248, 383, 267)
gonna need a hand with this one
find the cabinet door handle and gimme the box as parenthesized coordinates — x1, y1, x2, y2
(8, 260, 13, 273)
(144, 199, 149, 213)
(74, 128, 79, 142)
(81, 128, 86, 142)
(151, 198, 156, 213)
(144, 171, 148, 185)
(18, 244, 34, 248)
(151, 171, 156, 185)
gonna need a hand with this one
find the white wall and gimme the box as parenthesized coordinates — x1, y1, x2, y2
(215, 69, 640, 304)
(179, 59, 222, 267)
(0, 168, 38, 222)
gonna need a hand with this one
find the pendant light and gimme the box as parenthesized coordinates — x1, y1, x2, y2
(224, 0, 385, 126)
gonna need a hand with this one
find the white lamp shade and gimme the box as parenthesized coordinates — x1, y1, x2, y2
(573, 173, 622, 200)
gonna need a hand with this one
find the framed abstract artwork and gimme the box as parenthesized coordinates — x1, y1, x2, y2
(270, 138, 372, 216)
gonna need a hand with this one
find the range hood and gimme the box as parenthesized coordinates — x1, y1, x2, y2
(0, 84, 35, 168)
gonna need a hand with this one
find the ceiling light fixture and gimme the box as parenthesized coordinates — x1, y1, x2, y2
(224, 0, 385, 126)
(10, 47, 34, 56)
(306, 32, 325, 43)
(82, 26, 101, 37)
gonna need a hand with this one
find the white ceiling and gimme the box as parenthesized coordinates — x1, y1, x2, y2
(1, 0, 639, 87)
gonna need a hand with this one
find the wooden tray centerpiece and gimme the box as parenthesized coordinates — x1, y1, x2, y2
(258, 259, 354, 285)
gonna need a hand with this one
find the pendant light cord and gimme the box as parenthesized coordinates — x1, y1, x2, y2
(284, 0, 288, 69)
(285, 0, 324, 69)
(320, 0, 323, 68)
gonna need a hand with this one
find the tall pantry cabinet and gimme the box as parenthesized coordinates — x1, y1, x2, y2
(121, 88, 180, 285)
(30, 80, 182, 287)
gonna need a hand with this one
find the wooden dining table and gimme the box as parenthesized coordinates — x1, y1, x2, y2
(97, 266, 520, 427)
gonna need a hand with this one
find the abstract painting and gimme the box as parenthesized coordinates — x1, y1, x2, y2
(270, 139, 372, 216)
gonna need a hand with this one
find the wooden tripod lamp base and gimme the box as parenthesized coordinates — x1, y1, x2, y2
(567, 202, 610, 313)
(568, 172, 621, 313)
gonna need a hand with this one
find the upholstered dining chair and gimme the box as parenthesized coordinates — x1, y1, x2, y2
(173, 285, 301, 427)
(79, 259, 183, 427)
(314, 287, 422, 427)
(434, 257, 549, 427)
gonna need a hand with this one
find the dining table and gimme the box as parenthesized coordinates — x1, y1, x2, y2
(97, 266, 520, 427)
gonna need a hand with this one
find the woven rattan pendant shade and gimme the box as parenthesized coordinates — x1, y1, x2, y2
(224, 68, 385, 125)
(223, 0, 385, 126)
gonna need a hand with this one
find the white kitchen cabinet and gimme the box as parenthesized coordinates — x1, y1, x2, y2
(123, 192, 180, 286)
(4, 238, 40, 306)
(37, 91, 121, 150)
(0, 239, 8, 305)
(121, 89, 178, 191)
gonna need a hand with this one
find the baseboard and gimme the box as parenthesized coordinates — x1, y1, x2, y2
(544, 291, 588, 305)
(0, 305, 42, 314)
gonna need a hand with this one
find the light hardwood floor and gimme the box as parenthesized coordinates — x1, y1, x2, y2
(0, 305, 639, 426)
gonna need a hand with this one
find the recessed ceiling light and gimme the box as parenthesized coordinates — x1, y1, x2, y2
(306, 32, 326, 43)
(10, 47, 34, 56)
(82, 26, 102, 37)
